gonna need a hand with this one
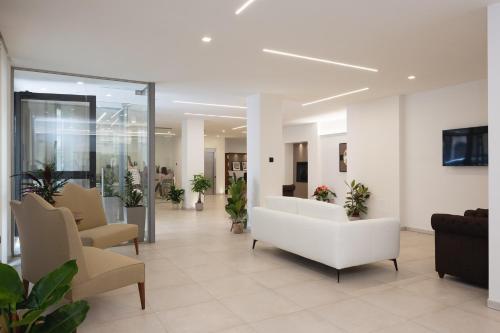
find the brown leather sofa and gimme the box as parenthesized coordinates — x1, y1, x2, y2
(431, 209, 488, 287)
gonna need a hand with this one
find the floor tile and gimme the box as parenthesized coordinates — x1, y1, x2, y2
(414, 307, 500, 333)
(274, 279, 351, 308)
(200, 274, 267, 299)
(147, 283, 214, 311)
(251, 310, 344, 333)
(249, 266, 325, 289)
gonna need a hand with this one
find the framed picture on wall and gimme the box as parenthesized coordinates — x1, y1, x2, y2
(339, 143, 347, 172)
(242, 162, 247, 171)
(232, 162, 241, 171)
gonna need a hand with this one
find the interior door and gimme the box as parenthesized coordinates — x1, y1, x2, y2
(14, 92, 97, 199)
(204, 149, 216, 195)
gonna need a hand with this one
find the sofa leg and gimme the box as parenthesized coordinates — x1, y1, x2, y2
(438, 272, 445, 279)
(337, 269, 341, 283)
(252, 239, 258, 250)
(391, 259, 398, 271)
(138, 282, 145, 310)
(23, 278, 29, 297)
(134, 238, 139, 255)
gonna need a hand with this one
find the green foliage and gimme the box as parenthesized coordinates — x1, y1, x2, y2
(102, 165, 117, 197)
(225, 176, 247, 228)
(0, 260, 89, 333)
(118, 171, 143, 208)
(166, 185, 185, 204)
(312, 185, 337, 202)
(13, 163, 68, 205)
(190, 174, 212, 203)
(344, 180, 371, 217)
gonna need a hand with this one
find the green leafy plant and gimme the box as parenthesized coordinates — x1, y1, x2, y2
(166, 185, 185, 205)
(118, 171, 143, 208)
(0, 260, 89, 333)
(344, 180, 371, 217)
(102, 165, 117, 197)
(13, 163, 68, 205)
(312, 185, 337, 202)
(190, 174, 211, 204)
(225, 176, 247, 229)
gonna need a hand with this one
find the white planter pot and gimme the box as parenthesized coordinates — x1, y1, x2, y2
(102, 196, 121, 224)
(195, 202, 204, 211)
(125, 206, 146, 241)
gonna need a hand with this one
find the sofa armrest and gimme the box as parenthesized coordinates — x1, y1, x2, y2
(431, 214, 488, 238)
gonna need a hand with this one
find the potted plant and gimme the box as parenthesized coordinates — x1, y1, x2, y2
(344, 180, 371, 220)
(190, 174, 211, 211)
(166, 185, 185, 209)
(225, 176, 247, 234)
(102, 165, 120, 223)
(312, 185, 337, 202)
(13, 162, 68, 204)
(119, 171, 146, 240)
(0, 260, 89, 333)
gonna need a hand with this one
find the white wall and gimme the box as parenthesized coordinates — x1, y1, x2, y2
(225, 138, 246, 153)
(488, 3, 500, 311)
(205, 135, 226, 194)
(181, 118, 205, 208)
(0, 39, 11, 263)
(401, 80, 488, 232)
(320, 133, 348, 205)
(347, 96, 401, 219)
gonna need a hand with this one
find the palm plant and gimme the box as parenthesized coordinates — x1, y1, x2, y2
(166, 185, 185, 205)
(118, 171, 143, 207)
(344, 180, 371, 218)
(0, 260, 89, 333)
(225, 176, 247, 233)
(13, 163, 68, 205)
(102, 165, 117, 197)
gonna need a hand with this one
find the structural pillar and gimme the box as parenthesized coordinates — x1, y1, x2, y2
(488, 3, 500, 311)
(181, 118, 205, 209)
(247, 94, 284, 226)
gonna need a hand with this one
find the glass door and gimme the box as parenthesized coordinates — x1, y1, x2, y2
(14, 92, 97, 199)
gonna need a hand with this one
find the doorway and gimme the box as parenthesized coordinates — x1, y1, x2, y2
(293, 142, 308, 198)
(204, 148, 216, 195)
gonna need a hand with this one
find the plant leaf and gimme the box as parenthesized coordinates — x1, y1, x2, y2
(0, 263, 24, 309)
(30, 301, 89, 333)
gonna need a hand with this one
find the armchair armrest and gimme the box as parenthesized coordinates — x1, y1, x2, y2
(431, 214, 488, 238)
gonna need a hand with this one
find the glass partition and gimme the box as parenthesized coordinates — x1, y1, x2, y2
(13, 69, 154, 252)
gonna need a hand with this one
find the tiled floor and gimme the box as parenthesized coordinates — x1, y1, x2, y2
(79, 195, 498, 333)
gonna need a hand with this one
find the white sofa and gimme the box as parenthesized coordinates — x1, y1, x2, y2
(251, 196, 400, 281)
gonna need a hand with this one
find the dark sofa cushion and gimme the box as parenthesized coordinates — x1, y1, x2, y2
(431, 214, 488, 238)
(464, 208, 489, 218)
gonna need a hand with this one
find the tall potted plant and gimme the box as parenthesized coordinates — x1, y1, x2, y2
(102, 165, 120, 223)
(0, 260, 89, 333)
(119, 171, 145, 240)
(166, 185, 185, 209)
(13, 162, 68, 204)
(190, 174, 211, 211)
(225, 176, 247, 234)
(344, 180, 371, 220)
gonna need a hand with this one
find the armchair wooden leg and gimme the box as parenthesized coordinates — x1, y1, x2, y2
(252, 239, 258, 250)
(138, 282, 145, 310)
(134, 238, 139, 255)
(23, 278, 29, 297)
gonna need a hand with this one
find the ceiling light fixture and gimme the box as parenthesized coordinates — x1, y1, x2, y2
(96, 112, 107, 123)
(232, 125, 247, 130)
(76, 81, 84, 85)
(235, 0, 256, 15)
(263, 48, 379, 73)
(302, 87, 370, 107)
(408, 75, 416, 80)
(174, 100, 247, 109)
(184, 112, 247, 120)
(202, 36, 212, 43)
(106, 93, 112, 97)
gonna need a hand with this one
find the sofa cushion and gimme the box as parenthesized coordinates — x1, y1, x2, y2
(297, 199, 349, 223)
(265, 196, 298, 214)
(79, 224, 138, 248)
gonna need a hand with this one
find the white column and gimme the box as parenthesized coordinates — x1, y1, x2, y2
(247, 94, 284, 224)
(488, 3, 500, 311)
(181, 118, 205, 209)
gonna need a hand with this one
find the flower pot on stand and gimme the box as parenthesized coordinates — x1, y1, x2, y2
(126, 206, 146, 241)
(232, 222, 244, 234)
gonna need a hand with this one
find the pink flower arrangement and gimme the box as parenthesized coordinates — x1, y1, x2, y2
(313, 185, 337, 202)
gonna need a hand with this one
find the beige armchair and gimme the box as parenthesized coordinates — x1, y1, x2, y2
(54, 183, 140, 255)
(10, 193, 145, 308)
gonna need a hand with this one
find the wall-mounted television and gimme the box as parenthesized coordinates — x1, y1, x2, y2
(442, 126, 488, 166)
(296, 162, 308, 182)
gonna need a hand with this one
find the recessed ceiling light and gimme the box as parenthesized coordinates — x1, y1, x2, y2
(235, 0, 256, 15)
(232, 125, 247, 130)
(184, 112, 247, 120)
(40, 87, 47, 91)
(76, 81, 84, 85)
(222, 129, 226, 133)
(202, 36, 212, 43)
(302, 88, 370, 107)
(174, 100, 247, 109)
(408, 75, 416, 80)
(263, 49, 379, 73)
(106, 93, 112, 97)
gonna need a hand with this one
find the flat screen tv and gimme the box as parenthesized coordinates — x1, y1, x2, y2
(296, 162, 308, 182)
(442, 126, 488, 166)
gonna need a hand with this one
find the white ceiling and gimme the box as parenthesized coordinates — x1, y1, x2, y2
(0, 0, 497, 135)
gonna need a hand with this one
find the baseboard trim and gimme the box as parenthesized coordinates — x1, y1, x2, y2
(401, 226, 434, 235)
(488, 299, 500, 311)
